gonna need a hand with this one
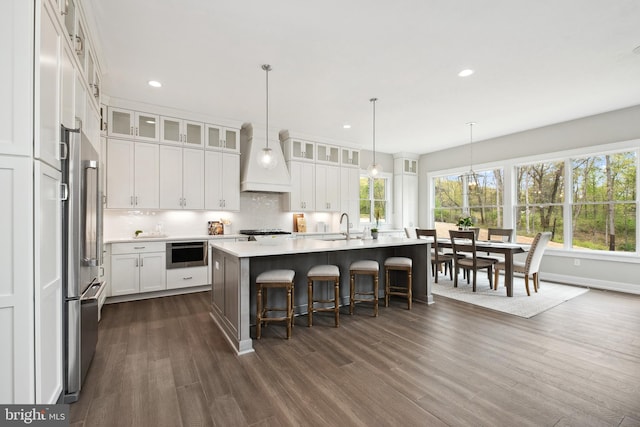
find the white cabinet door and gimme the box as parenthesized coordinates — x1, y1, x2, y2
(108, 108, 159, 141)
(106, 139, 134, 208)
(0, 0, 32, 156)
(133, 142, 159, 209)
(159, 145, 183, 209)
(161, 117, 203, 147)
(184, 120, 204, 147)
(340, 167, 360, 226)
(110, 254, 140, 296)
(205, 151, 240, 211)
(206, 125, 239, 151)
(0, 156, 34, 403)
(139, 252, 166, 292)
(60, 43, 75, 130)
(221, 153, 240, 211)
(182, 148, 204, 209)
(316, 164, 339, 211)
(34, 161, 63, 404)
(285, 161, 315, 211)
(37, 3, 61, 169)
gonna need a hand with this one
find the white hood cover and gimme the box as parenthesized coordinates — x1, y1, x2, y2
(240, 123, 291, 192)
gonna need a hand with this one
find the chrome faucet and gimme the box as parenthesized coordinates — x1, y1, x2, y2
(340, 212, 350, 240)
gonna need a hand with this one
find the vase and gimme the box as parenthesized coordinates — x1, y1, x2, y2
(371, 231, 378, 239)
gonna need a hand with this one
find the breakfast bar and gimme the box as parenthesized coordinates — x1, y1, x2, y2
(209, 237, 431, 354)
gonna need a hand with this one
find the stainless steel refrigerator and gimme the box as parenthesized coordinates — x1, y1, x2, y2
(61, 125, 106, 403)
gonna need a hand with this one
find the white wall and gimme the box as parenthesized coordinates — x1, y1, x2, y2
(418, 104, 640, 294)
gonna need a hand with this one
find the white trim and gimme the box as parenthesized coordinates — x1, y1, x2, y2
(541, 272, 640, 295)
(104, 285, 210, 304)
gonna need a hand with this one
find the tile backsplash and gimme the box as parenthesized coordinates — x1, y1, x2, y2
(103, 192, 344, 240)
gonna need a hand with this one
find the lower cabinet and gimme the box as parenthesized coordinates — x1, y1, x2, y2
(166, 266, 208, 290)
(110, 243, 166, 296)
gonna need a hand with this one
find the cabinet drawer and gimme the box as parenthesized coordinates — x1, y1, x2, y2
(111, 242, 165, 254)
(166, 266, 208, 289)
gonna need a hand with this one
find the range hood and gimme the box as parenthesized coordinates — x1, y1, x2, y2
(240, 123, 291, 193)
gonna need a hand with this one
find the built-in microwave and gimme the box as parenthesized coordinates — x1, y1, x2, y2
(166, 241, 208, 269)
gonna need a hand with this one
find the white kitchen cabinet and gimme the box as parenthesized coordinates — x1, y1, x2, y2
(205, 124, 239, 152)
(340, 166, 360, 226)
(106, 140, 159, 209)
(110, 243, 166, 296)
(60, 43, 75, 130)
(204, 151, 240, 211)
(107, 107, 159, 141)
(284, 161, 315, 211)
(34, 161, 63, 404)
(166, 266, 208, 290)
(393, 154, 419, 229)
(159, 146, 204, 209)
(0, 156, 34, 403)
(341, 148, 360, 168)
(316, 143, 340, 165)
(160, 117, 203, 147)
(282, 138, 315, 162)
(315, 164, 340, 211)
(37, 2, 61, 169)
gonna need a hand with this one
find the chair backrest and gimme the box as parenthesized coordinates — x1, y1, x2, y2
(487, 228, 513, 243)
(404, 227, 417, 239)
(469, 227, 480, 239)
(416, 228, 439, 253)
(449, 229, 478, 261)
(524, 232, 552, 274)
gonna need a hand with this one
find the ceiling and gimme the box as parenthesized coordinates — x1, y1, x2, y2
(85, 0, 640, 154)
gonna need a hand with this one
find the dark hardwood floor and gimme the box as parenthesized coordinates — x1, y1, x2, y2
(70, 288, 640, 427)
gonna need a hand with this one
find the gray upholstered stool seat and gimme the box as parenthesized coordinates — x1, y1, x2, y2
(384, 257, 413, 310)
(349, 260, 380, 316)
(307, 265, 340, 328)
(256, 269, 295, 339)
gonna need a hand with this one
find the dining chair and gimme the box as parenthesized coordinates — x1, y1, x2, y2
(449, 230, 494, 291)
(479, 228, 514, 263)
(416, 229, 453, 283)
(493, 232, 552, 296)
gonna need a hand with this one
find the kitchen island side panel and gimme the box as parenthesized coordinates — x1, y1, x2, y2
(210, 240, 431, 354)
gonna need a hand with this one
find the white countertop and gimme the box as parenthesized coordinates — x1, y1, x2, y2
(210, 236, 427, 258)
(105, 234, 245, 244)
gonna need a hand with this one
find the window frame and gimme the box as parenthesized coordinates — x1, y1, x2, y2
(359, 171, 393, 226)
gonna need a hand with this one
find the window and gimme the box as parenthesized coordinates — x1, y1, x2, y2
(433, 168, 504, 237)
(360, 175, 389, 225)
(571, 151, 636, 252)
(515, 161, 565, 245)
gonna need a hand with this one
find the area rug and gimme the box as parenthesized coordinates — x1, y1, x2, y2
(431, 275, 589, 318)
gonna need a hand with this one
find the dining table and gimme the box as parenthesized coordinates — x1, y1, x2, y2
(435, 238, 528, 297)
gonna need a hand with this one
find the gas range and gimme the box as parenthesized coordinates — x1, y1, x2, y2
(239, 229, 293, 241)
(239, 229, 292, 236)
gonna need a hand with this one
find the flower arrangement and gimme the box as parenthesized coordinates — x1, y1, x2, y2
(371, 210, 381, 232)
(458, 216, 473, 229)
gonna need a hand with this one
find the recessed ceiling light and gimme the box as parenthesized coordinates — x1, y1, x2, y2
(458, 69, 474, 77)
(343, 124, 352, 129)
(148, 80, 162, 88)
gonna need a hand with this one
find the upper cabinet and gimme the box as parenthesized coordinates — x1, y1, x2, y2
(206, 125, 239, 152)
(160, 117, 203, 147)
(108, 107, 159, 141)
(341, 148, 360, 168)
(316, 143, 340, 165)
(282, 139, 315, 162)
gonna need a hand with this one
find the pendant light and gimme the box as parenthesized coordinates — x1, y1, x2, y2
(463, 121, 477, 188)
(259, 64, 277, 170)
(367, 97, 383, 177)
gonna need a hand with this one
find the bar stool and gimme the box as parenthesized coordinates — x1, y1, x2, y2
(307, 265, 340, 327)
(349, 260, 379, 316)
(256, 269, 295, 339)
(384, 257, 413, 310)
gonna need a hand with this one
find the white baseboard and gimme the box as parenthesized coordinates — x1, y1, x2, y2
(105, 285, 211, 304)
(540, 272, 640, 295)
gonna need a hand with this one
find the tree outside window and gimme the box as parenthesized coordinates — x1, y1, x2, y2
(571, 151, 636, 252)
(433, 169, 503, 238)
(360, 176, 388, 224)
(515, 161, 564, 244)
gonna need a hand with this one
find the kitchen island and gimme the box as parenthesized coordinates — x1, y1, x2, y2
(209, 237, 431, 354)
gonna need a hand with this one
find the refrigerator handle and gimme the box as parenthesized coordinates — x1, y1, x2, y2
(96, 162, 104, 267)
(83, 159, 99, 267)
